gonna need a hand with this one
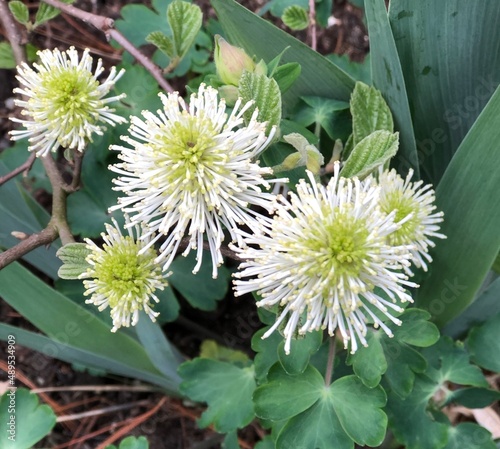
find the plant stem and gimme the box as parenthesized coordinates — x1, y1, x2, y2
(308, 0, 317, 51)
(324, 336, 337, 387)
(0, 153, 36, 186)
(39, 0, 174, 93)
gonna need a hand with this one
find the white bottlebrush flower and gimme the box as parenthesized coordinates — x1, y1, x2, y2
(10, 47, 126, 157)
(110, 84, 281, 278)
(233, 164, 418, 354)
(376, 168, 445, 273)
(80, 217, 168, 332)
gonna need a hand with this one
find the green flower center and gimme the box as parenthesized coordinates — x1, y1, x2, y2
(152, 114, 234, 204)
(381, 191, 419, 245)
(38, 68, 100, 129)
(92, 236, 158, 308)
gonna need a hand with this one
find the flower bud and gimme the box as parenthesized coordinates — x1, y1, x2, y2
(214, 35, 255, 86)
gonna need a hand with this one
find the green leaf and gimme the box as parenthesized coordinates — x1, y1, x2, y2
(154, 286, 180, 323)
(282, 5, 309, 30)
(0, 161, 60, 279)
(0, 263, 180, 392)
(467, 312, 500, 373)
(277, 331, 322, 375)
(444, 387, 500, 409)
(135, 312, 184, 382)
(423, 337, 488, 388)
(387, 375, 449, 449)
(349, 331, 386, 388)
(416, 86, 500, 326)
(365, 0, 419, 177)
(34, 0, 72, 27)
(167, 0, 202, 59)
(272, 62, 301, 94)
(115, 0, 170, 48)
(274, 372, 387, 448)
(389, 0, 500, 184)
(0, 389, 56, 449)
(169, 251, 230, 311)
(0, 324, 177, 392)
(211, 0, 355, 115)
(350, 309, 437, 394)
(146, 31, 175, 58)
(350, 81, 394, 145)
(179, 358, 256, 432)
(105, 436, 150, 449)
(222, 431, 240, 449)
(0, 42, 16, 68)
(239, 71, 281, 135)
(254, 363, 325, 421)
(199, 340, 249, 364)
(56, 243, 92, 279)
(327, 53, 371, 84)
(9, 1, 29, 25)
(340, 130, 399, 178)
(293, 96, 350, 140)
(444, 423, 496, 449)
(251, 326, 282, 382)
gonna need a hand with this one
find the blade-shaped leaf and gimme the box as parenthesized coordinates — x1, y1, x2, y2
(365, 0, 419, 178)
(416, 86, 500, 326)
(389, 0, 500, 184)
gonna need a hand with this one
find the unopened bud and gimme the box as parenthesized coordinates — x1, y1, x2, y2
(214, 35, 255, 86)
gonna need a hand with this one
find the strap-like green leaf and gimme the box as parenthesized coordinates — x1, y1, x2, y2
(239, 71, 282, 135)
(340, 130, 399, 178)
(167, 0, 202, 59)
(282, 5, 309, 31)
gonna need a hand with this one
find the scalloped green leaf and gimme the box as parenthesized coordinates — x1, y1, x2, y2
(274, 372, 387, 449)
(254, 363, 324, 421)
(348, 331, 386, 388)
(251, 326, 282, 382)
(9, 1, 29, 25)
(239, 72, 282, 135)
(169, 251, 230, 311)
(0, 389, 56, 449)
(179, 358, 256, 432)
(444, 423, 496, 449)
(467, 312, 500, 373)
(423, 337, 488, 387)
(350, 81, 394, 145)
(282, 5, 309, 30)
(444, 387, 500, 409)
(341, 130, 399, 178)
(387, 375, 449, 449)
(146, 31, 174, 58)
(167, 0, 202, 59)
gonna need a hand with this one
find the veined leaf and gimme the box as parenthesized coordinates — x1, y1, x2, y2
(282, 5, 309, 31)
(340, 130, 399, 178)
(8, 1, 29, 25)
(239, 71, 281, 135)
(167, 0, 202, 59)
(146, 31, 175, 58)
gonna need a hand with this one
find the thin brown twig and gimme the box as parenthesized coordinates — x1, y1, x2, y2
(95, 397, 168, 449)
(57, 399, 151, 422)
(308, 0, 317, 51)
(0, 153, 36, 186)
(39, 0, 175, 93)
(32, 384, 158, 394)
(0, 0, 25, 64)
